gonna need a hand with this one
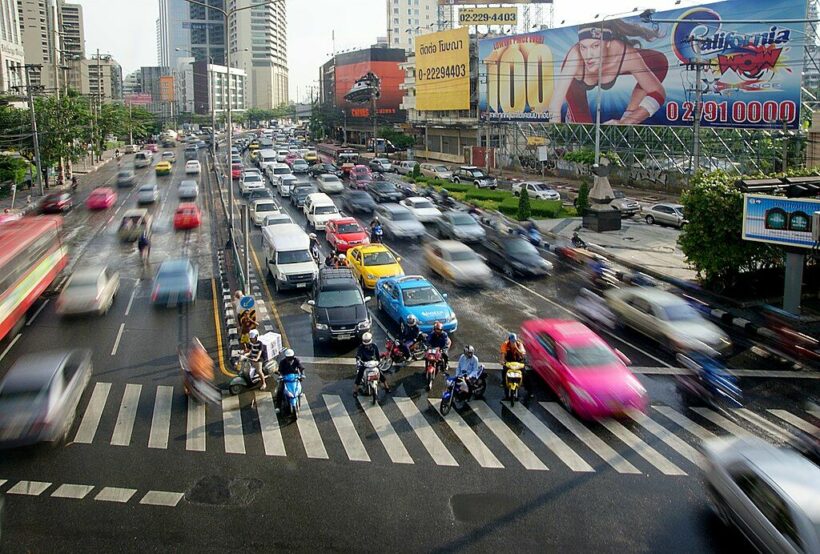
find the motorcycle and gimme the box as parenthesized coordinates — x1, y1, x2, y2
(357, 360, 382, 405)
(503, 361, 525, 405)
(277, 372, 303, 419)
(439, 365, 486, 416)
(571, 232, 587, 248)
(674, 351, 742, 408)
(423, 347, 446, 391)
(178, 348, 220, 405)
(517, 224, 542, 246)
(371, 225, 384, 244)
(229, 354, 277, 395)
(379, 336, 425, 371)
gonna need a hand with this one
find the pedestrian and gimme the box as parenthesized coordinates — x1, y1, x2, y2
(239, 307, 257, 346)
(137, 231, 151, 265)
(233, 290, 244, 315)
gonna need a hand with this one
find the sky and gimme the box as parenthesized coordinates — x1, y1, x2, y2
(78, 0, 709, 103)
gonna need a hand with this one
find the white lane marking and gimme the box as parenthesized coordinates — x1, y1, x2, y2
(507, 402, 593, 472)
(295, 397, 329, 460)
(139, 490, 185, 507)
(470, 401, 547, 471)
(111, 384, 142, 446)
(733, 408, 795, 443)
(6, 480, 51, 496)
(393, 396, 458, 467)
(0, 479, 6, 488)
(600, 418, 687, 476)
(652, 406, 717, 442)
(124, 281, 140, 316)
(148, 385, 174, 449)
(767, 409, 820, 435)
(74, 382, 112, 444)
(323, 394, 370, 462)
(110, 323, 125, 356)
(0, 333, 21, 363)
(95, 487, 137, 503)
(627, 410, 705, 470)
(186, 399, 206, 452)
(254, 390, 286, 456)
(358, 397, 413, 464)
(428, 399, 504, 469)
(51, 484, 95, 499)
(25, 299, 50, 326)
(221, 394, 246, 454)
(691, 407, 754, 438)
(541, 402, 640, 474)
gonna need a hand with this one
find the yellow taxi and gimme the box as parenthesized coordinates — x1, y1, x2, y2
(155, 161, 172, 176)
(304, 150, 318, 163)
(249, 149, 260, 162)
(347, 244, 404, 289)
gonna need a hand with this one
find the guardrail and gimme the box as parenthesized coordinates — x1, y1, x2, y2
(208, 149, 246, 290)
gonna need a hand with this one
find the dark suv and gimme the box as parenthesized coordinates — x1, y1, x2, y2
(308, 268, 371, 343)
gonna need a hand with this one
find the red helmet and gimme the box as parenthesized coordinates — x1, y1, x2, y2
(433, 321, 443, 332)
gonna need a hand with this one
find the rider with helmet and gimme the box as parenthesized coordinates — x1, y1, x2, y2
(308, 232, 320, 262)
(456, 345, 484, 394)
(426, 321, 451, 367)
(275, 348, 305, 411)
(500, 332, 529, 399)
(369, 217, 383, 243)
(399, 314, 424, 360)
(244, 329, 266, 389)
(334, 252, 347, 268)
(353, 332, 390, 396)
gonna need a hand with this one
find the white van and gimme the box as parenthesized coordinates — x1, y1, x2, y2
(303, 192, 340, 231)
(276, 149, 290, 163)
(262, 223, 318, 292)
(250, 198, 281, 226)
(257, 149, 278, 171)
(396, 160, 418, 175)
(266, 162, 292, 186)
(134, 151, 153, 168)
(277, 174, 299, 197)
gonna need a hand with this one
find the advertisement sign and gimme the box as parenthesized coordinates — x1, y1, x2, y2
(440, 0, 550, 4)
(124, 93, 152, 107)
(159, 75, 175, 102)
(742, 194, 820, 249)
(479, 0, 804, 128)
(334, 49, 405, 122)
(458, 7, 517, 26)
(415, 28, 471, 111)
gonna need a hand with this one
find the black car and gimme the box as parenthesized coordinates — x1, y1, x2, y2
(367, 181, 404, 203)
(290, 184, 318, 208)
(482, 236, 554, 277)
(309, 162, 341, 178)
(341, 190, 377, 214)
(40, 192, 73, 214)
(308, 268, 371, 343)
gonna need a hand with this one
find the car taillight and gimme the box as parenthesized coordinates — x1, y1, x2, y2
(151, 287, 159, 302)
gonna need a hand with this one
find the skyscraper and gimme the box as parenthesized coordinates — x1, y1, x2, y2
(158, 0, 226, 68)
(386, 0, 439, 51)
(0, 0, 25, 92)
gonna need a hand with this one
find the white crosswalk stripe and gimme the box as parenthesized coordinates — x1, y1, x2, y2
(506, 402, 593, 472)
(295, 397, 329, 459)
(186, 400, 206, 452)
(652, 406, 717, 442)
(393, 396, 458, 467)
(691, 407, 754, 437)
(600, 419, 687, 476)
(111, 384, 141, 446)
(429, 399, 504, 469)
(148, 386, 173, 449)
(221, 395, 246, 454)
(767, 409, 820, 435)
(254, 391, 286, 456)
(627, 410, 705, 470)
(470, 401, 547, 471)
(74, 382, 112, 444)
(324, 394, 370, 462)
(358, 397, 413, 464)
(733, 408, 795, 443)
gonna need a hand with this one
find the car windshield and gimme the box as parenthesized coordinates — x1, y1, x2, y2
(274, 168, 290, 174)
(69, 272, 100, 288)
(412, 200, 434, 209)
(337, 223, 361, 234)
(560, 343, 618, 369)
(277, 249, 313, 264)
(435, 166, 448, 172)
(0, 381, 46, 403)
(469, 170, 486, 178)
(256, 203, 276, 212)
(451, 214, 476, 226)
(316, 289, 362, 308)
(392, 211, 413, 221)
(139, 186, 155, 192)
(613, 191, 625, 199)
(315, 205, 338, 215)
(402, 285, 444, 307)
(506, 239, 538, 256)
(673, 207, 684, 216)
(658, 302, 699, 322)
(363, 251, 396, 266)
(374, 183, 395, 192)
(245, 174, 262, 182)
(158, 265, 189, 281)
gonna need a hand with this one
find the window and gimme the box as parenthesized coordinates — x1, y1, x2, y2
(733, 473, 802, 548)
(536, 333, 557, 358)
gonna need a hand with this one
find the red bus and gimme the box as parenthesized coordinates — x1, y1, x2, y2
(0, 216, 67, 341)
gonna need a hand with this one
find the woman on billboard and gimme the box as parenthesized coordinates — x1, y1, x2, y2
(547, 20, 668, 125)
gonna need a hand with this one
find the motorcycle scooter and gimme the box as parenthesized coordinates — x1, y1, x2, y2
(423, 347, 446, 391)
(674, 350, 742, 408)
(439, 365, 486, 415)
(357, 360, 383, 405)
(379, 336, 425, 372)
(229, 355, 277, 395)
(277, 372, 303, 419)
(502, 361, 525, 405)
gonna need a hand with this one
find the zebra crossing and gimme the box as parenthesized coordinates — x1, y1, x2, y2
(70, 381, 820, 476)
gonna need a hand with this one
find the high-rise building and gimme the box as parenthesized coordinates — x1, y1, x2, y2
(158, 0, 226, 69)
(58, 0, 82, 59)
(192, 59, 246, 114)
(0, 0, 25, 93)
(386, 0, 439, 51)
(66, 54, 122, 102)
(123, 69, 142, 95)
(17, 0, 84, 92)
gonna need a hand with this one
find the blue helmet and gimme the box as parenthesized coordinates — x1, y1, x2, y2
(508, 333, 517, 342)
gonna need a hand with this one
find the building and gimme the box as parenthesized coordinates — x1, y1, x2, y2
(191, 59, 245, 115)
(174, 56, 195, 113)
(0, 0, 25, 93)
(66, 54, 122, 102)
(386, 0, 439, 51)
(230, 0, 288, 109)
(58, 0, 82, 59)
(158, 0, 226, 69)
(804, 0, 820, 91)
(123, 69, 142, 95)
(17, 0, 84, 92)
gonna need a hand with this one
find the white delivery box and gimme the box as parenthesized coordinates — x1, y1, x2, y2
(259, 332, 283, 361)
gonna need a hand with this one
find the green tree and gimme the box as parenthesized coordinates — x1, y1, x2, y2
(0, 155, 31, 197)
(575, 179, 590, 212)
(35, 91, 90, 168)
(517, 189, 531, 221)
(411, 163, 421, 178)
(378, 126, 414, 149)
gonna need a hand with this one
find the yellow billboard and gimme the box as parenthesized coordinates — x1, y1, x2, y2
(415, 27, 470, 111)
(458, 7, 517, 26)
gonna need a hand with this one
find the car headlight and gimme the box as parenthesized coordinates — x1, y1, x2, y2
(366, 273, 376, 280)
(357, 319, 371, 330)
(315, 323, 328, 330)
(569, 384, 596, 405)
(337, 238, 348, 244)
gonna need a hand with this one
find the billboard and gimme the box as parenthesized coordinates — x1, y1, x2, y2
(334, 49, 405, 122)
(478, 0, 805, 128)
(159, 75, 175, 102)
(440, 0, 550, 4)
(415, 28, 471, 111)
(459, 7, 518, 26)
(742, 194, 820, 249)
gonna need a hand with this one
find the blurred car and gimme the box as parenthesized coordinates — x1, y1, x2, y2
(451, 166, 497, 189)
(369, 158, 393, 173)
(304, 150, 319, 163)
(40, 192, 73, 214)
(290, 184, 318, 208)
(185, 160, 201, 174)
(173, 203, 202, 230)
(436, 211, 486, 243)
(483, 236, 553, 277)
(0, 349, 92, 448)
(124, 144, 137, 154)
(246, 188, 274, 204)
(610, 190, 641, 218)
(116, 168, 136, 187)
(56, 266, 120, 316)
(423, 240, 492, 287)
(309, 162, 341, 178)
(231, 163, 244, 180)
(702, 436, 820, 554)
(350, 172, 373, 191)
(350, 164, 372, 181)
(326, 217, 369, 253)
(520, 319, 646, 419)
(375, 275, 457, 334)
(400, 196, 441, 223)
(347, 244, 404, 289)
(644, 203, 686, 228)
(316, 174, 344, 194)
(367, 181, 404, 203)
(145, 143, 158, 153)
(161, 151, 176, 164)
(374, 203, 425, 240)
(290, 159, 310, 174)
(152, 258, 198, 306)
(420, 163, 452, 181)
(262, 213, 293, 227)
(176, 180, 197, 199)
(137, 184, 159, 204)
(605, 287, 731, 354)
(342, 189, 377, 214)
(86, 187, 116, 210)
(511, 181, 561, 201)
(155, 161, 172, 176)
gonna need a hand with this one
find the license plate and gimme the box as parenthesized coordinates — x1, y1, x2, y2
(337, 334, 353, 340)
(296, 283, 307, 288)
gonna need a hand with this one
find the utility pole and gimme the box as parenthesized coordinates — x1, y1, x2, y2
(21, 64, 44, 196)
(682, 37, 709, 179)
(96, 49, 102, 158)
(128, 101, 133, 144)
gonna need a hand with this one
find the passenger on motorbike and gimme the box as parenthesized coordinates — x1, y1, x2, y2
(324, 252, 336, 268)
(334, 252, 347, 268)
(500, 333, 529, 399)
(456, 345, 483, 394)
(399, 314, 425, 360)
(308, 233, 321, 262)
(354, 332, 390, 396)
(275, 349, 305, 411)
(426, 321, 451, 367)
(369, 217, 383, 242)
(244, 329, 266, 389)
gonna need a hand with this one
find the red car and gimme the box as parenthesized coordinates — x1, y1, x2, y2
(350, 173, 373, 190)
(326, 217, 369, 252)
(520, 319, 647, 420)
(40, 192, 73, 214)
(145, 143, 158, 153)
(173, 203, 202, 230)
(350, 164, 371, 181)
(85, 187, 117, 210)
(231, 163, 243, 180)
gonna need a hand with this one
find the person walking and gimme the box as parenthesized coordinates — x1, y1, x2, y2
(137, 232, 151, 266)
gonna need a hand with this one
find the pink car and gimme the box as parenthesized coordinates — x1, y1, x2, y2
(520, 319, 647, 420)
(86, 187, 117, 210)
(145, 143, 158, 153)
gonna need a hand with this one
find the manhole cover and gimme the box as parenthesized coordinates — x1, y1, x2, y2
(185, 475, 263, 506)
(450, 493, 517, 523)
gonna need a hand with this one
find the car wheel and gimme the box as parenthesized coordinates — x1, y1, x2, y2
(645, 215, 655, 225)
(503, 264, 515, 278)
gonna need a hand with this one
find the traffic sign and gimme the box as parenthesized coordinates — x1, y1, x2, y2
(239, 295, 255, 310)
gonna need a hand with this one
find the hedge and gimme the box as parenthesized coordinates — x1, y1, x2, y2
(464, 188, 510, 201)
(498, 197, 562, 218)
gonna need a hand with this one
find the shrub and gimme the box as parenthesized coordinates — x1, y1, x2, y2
(464, 188, 510, 201)
(438, 182, 473, 194)
(576, 179, 590, 212)
(411, 163, 421, 178)
(517, 189, 531, 221)
(499, 197, 561, 219)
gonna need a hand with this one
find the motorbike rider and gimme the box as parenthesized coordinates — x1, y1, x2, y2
(398, 314, 424, 361)
(324, 252, 336, 268)
(244, 329, 266, 390)
(353, 332, 390, 396)
(308, 233, 321, 262)
(456, 345, 484, 394)
(369, 217, 383, 243)
(426, 321, 451, 367)
(500, 333, 528, 399)
(275, 348, 305, 411)
(334, 252, 347, 268)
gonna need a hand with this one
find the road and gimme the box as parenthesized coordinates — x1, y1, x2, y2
(0, 143, 817, 552)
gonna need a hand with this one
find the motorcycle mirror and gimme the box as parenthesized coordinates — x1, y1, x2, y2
(615, 348, 632, 366)
(442, 293, 448, 299)
(396, 257, 402, 262)
(364, 296, 371, 302)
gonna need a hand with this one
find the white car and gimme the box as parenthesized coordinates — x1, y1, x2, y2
(316, 174, 344, 194)
(251, 198, 281, 226)
(262, 213, 293, 227)
(185, 160, 201, 174)
(137, 184, 159, 204)
(178, 180, 199, 199)
(277, 174, 299, 197)
(240, 171, 265, 194)
(266, 163, 292, 186)
(511, 181, 561, 201)
(56, 266, 121, 316)
(423, 240, 492, 287)
(400, 196, 442, 223)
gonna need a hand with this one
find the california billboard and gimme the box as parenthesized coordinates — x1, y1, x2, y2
(478, 0, 805, 129)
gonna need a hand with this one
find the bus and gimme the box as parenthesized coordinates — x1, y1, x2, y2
(0, 216, 67, 341)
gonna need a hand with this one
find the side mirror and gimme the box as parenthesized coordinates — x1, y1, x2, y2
(442, 293, 448, 299)
(307, 300, 315, 306)
(396, 257, 402, 262)
(615, 349, 631, 366)
(364, 296, 371, 303)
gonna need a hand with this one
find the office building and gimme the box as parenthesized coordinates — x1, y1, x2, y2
(386, 0, 439, 51)
(192, 59, 245, 114)
(158, 0, 226, 69)
(58, 0, 82, 59)
(66, 53, 122, 102)
(17, 0, 84, 92)
(0, 0, 25, 92)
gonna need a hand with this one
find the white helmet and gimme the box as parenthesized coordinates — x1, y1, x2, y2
(338, 253, 346, 261)
(249, 329, 259, 339)
(309, 233, 317, 240)
(362, 332, 373, 345)
(406, 314, 417, 326)
(284, 348, 295, 358)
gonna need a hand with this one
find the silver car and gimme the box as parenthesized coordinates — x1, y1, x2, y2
(644, 203, 686, 228)
(375, 204, 425, 240)
(317, 174, 345, 194)
(137, 184, 159, 204)
(56, 265, 120, 316)
(178, 179, 199, 199)
(703, 436, 820, 554)
(0, 350, 93, 447)
(436, 212, 486, 243)
(424, 240, 492, 287)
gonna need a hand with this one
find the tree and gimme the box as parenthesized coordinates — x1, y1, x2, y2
(0, 155, 31, 196)
(517, 189, 531, 221)
(411, 162, 420, 178)
(34, 91, 90, 169)
(378, 126, 414, 149)
(575, 179, 590, 212)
